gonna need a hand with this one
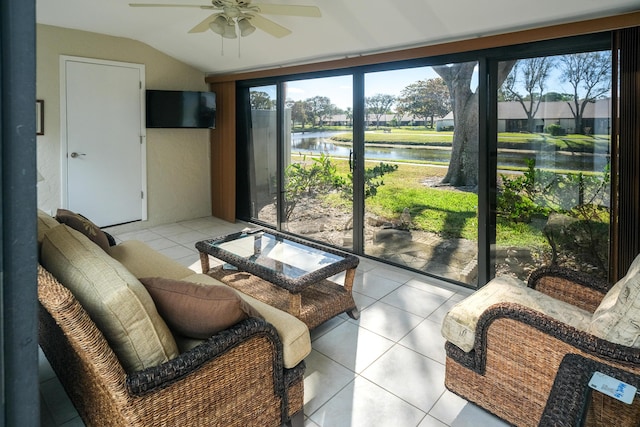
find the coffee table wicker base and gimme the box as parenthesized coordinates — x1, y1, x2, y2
(207, 266, 359, 330)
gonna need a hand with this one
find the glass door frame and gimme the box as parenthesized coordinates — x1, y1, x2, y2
(237, 32, 613, 288)
(276, 81, 286, 230)
(483, 34, 613, 285)
(352, 71, 366, 252)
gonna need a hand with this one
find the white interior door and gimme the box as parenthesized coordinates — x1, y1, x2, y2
(62, 56, 146, 227)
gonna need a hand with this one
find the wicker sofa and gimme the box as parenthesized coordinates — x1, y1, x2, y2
(441, 257, 640, 427)
(37, 210, 311, 426)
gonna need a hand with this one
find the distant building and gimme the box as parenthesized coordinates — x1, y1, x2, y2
(324, 113, 428, 127)
(497, 99, 611, 134)
(325, 99, 610, 134)
(435, 112, 454, 131)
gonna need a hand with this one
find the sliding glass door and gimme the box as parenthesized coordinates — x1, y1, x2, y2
(246, 85, 278, 224)
(244, 76, 354, 250)
(494, 50, 612, 281)
(282, 75, 354, 249)
(238, 33, 614, 288)
(362, 64, 479, 285)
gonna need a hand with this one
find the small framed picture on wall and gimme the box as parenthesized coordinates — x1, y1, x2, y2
(36, 99, 44, 135)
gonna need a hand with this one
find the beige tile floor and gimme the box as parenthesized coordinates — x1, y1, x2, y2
(39, 215, 509, 427)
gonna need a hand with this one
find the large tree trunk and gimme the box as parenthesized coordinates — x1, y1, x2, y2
(434, 61, 516, 187)
(433, 62, 479, 186)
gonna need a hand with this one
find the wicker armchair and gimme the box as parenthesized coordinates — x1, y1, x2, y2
(38, 265, 305, 427)
(442, 264, 640, 427)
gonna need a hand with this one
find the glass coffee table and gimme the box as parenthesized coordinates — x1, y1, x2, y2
(195, 228, 360, 329)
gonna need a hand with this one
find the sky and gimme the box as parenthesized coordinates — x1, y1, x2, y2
(285, 67, 443, 110)
(252, 66, 448, 111)
(252, 54, 611, 111)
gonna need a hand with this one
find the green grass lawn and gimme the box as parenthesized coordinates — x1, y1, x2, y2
(331, 130, 452, 145)
(368, 163, 548, 247)
(288, 131, 609, 274)
(329, 129, 610, 153)
(295, 155, 549, 248)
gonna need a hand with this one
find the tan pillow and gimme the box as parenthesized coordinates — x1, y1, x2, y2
(41, 224, 179, 372)
(140, 277, 263, 339)
(55, 208, 110, 252)
(37, 209, 59, 246)
(589, 254, 640, 347)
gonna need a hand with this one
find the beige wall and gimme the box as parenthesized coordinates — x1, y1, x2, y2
(37, 24, 212, 228)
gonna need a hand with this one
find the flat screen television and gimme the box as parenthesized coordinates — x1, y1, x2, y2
(146, 90, 216, 129)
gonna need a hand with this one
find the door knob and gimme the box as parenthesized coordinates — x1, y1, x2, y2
(70, 152, 86, 158)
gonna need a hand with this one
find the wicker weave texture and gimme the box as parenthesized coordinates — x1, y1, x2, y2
(208, 267, 358, 330)
(196, 230, 359, 293)
(38, 265, 131, 426)
(129, 338, 282, 426)
(38, 265, 305, 426)
(445, 315, 640, 427)
(443, 265, 640, 426)
(541, 354, 640, 427)
(527, 266, 610, 313)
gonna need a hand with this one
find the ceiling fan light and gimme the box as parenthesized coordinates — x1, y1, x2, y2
(222, 21, 237, 39)
(237, 18, 255, 37)
(209, 15, 227, 35)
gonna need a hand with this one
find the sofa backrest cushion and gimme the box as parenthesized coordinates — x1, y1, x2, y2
(37, 209, 59, 247)
(40, 224, 179, 372)
(589, 254, 640, 348)
(108, 240, 195, 281)
(139, 276, 263, 339)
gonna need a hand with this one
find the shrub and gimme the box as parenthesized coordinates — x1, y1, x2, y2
(497, 160, 548, 222)
(498, 159, 610, 273)
(545, 123, 565, 136)
(284, 154, 397, 220)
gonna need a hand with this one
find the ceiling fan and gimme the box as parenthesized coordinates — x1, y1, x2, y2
(129, 0, 321, 39)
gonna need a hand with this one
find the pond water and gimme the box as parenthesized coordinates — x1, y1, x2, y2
(291, 131, 610, 171)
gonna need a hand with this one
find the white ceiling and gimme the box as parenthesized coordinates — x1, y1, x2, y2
(36, 0, 639, 75)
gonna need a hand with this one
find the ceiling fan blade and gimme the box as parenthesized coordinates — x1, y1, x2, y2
(249, 14, 291, 38)
(252, 4, 321, 17)
(129, 3, 215, 9)
(188, 13, 220, 33)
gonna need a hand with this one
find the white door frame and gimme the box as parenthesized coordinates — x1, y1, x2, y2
(60, 55, 147, 222)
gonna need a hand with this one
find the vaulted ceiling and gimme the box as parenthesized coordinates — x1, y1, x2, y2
(36, 0, 639, 75)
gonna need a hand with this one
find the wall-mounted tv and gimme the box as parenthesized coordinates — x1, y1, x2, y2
(146, 90, 216, 129)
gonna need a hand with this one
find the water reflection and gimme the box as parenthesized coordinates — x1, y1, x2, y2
(292, 131, 452, 163)
(291, 131, 609, 171)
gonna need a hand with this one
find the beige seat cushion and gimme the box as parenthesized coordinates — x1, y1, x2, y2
(179, 273, 312, 368)
(108, 240, 195, 280)
(589, 254, 640, 347)
(41, 224, 179, 372)
(441, 275, 593, 352)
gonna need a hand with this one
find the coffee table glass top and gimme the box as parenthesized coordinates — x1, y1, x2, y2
(199, 229, 354, 281)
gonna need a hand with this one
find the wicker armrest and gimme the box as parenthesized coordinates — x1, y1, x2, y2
(527, 265, 610, 313)
(449, 302, 640, 375)
(540, 354, 640, 427)
(126, 317, 283, 395)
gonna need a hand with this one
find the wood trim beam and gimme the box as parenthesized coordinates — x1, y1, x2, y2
(209, 81, 236, 222)
(206, 11, 640, 83)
